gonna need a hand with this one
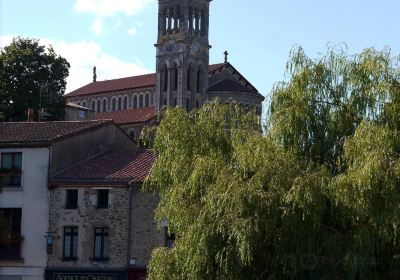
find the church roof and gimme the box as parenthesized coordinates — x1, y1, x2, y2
(94, 107, 157, 125)
(208, 79, 259, 94)
(65, 63, 225, 98)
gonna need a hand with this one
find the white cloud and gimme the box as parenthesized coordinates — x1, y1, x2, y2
(92, 18, 104, 35)
(74, 0, 154, 36)
(74, 0, 155, 17)
(127, 26, 137, 36)
(0, 36, 152, 93)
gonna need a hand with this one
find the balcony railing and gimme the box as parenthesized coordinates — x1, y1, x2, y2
(0, 238, 23, 260)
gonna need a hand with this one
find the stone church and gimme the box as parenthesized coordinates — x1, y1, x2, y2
(65, 0, 264, 141)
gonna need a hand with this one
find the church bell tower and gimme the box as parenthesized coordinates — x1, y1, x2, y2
(155, 0, 212, 112)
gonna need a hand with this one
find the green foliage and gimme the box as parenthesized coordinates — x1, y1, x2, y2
(0, 37, 70, 121)
(146, 46, 400, 279)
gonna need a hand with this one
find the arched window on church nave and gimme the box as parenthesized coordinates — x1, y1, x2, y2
(91, 100, 96, 111)
(139, 95, 144, 108)
(196, 66, 203, 93)
(118, 97, 122, 110)
(133, 95, 138, 109)
(97, 100, 101, 113)
(82, 101, 87, 108)
(102, 99, 107, 112)
(123, 96, 128, 110)
(77, 101, 81, 106)
(112, 98, 116, 111)
(145, 94, 150, 107)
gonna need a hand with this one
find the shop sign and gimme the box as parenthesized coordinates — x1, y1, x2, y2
(51, 273, 118, 280)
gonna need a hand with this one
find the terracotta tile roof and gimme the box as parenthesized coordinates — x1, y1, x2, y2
(0, 120, 111, 145)
(94, 107, 156, 125)
(50, 150, 155, 185)
(65, 63, 226, 98)
(65, 73, 155, 97)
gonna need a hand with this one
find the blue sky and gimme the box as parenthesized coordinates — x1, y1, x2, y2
(1, 0, 400, 108)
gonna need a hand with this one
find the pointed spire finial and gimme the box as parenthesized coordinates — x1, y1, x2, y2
(224, 50, 229, 64)
(93, 66, 97, 83)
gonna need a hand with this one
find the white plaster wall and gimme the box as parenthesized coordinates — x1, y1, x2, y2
(0, 147, 50, 280)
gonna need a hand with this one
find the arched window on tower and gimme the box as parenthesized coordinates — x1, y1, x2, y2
(163, 8, 168, 35)
(187, 64, 192, 91)
(133, 95, 138, 108)
(171, 63, 178, 91)
(186, 98, 190, 111)
(123, 96, 128, 110)
(196, 66, 203, 93)
(162, 65, 168, 92)
(175, 5, 180, 31)
(194, 8, 199, 33)
(201, 10, 205, 37)
(188, 7, 193, 33)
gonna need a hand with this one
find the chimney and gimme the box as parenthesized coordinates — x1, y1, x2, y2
(93, 66, 97, 83)
(27, 108, 35, 122)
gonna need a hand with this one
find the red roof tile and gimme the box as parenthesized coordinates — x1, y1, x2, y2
(65, 73, 155, 97)
(51, 150, 155, 185)
(94, 107, 156, 125)
(65, 63, 226, 98)
(0, 120, 111, 145)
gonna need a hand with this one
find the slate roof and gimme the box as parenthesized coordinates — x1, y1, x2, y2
(50, 150, 155, 185)
(65, 63, 226, 98)
(94, 107, 156, 125)
(0, 120, 111, 145)
(208, 79, 259, 94)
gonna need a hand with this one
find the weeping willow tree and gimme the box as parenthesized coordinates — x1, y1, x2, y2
(145, 46, 400, 279)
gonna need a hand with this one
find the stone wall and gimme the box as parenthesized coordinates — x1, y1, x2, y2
(48, 187, 130, 268)
(48, 185, 165, 269)
(130, 186, 164, 267)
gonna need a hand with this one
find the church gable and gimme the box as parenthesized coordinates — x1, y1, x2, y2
(208, 62, 259, 94)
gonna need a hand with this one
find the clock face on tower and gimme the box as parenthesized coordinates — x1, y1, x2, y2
(191, 42, 201, 54)
(164, 40, 176, 53)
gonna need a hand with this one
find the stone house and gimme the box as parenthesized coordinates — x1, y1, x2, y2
(46, 150, 163, 280)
